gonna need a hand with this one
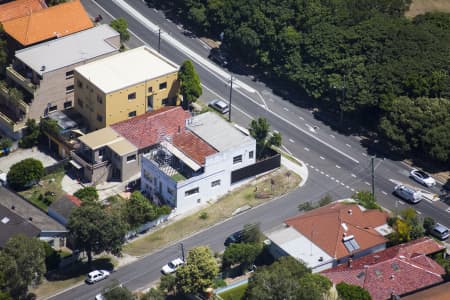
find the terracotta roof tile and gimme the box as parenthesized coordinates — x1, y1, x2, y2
(322, 238, 446, 300)
(172, 131, 217, 165)
(2, 0, 93, 46)
(285, 203, 388, 259)
(64, 194, 81, 207)
(0, 0, 46, 23)
(111, 106, 191, 150)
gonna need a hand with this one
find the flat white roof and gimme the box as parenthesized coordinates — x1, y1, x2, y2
(15, 25, 119, 75)
(75, 46, 179, 93)
(187, 112, 254, 152)
(267, 226, 333, 270)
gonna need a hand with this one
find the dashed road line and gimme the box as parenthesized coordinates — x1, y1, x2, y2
(325, 174, 329, 177)
(365, 181, 371, 186)
(362, 153, 367, 157)
(416, 210, 422, 215)
(330, 134, 335, 138)
(289, 138, 295, 143)
(331, 177, 335, 180)
(341, 182, 345, 186)
(336, 165, 341, 169)
(320, 156, 325, 160)
(309, 165, 314, 169)
(283, 107, 289, 111)
(298, 116, 304, 120)
(320, 171, 324, 175)
(346, 185, 350, 189)
(304, 147, 310, 152)
(346, 144, 351, 148)
(381, 191, 388, 195)
(350, 188, 355, 192)
(351, 174, 357, 178)
(335, 179, 340, 183)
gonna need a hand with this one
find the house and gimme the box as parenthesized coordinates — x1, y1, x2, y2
(402, 282, 450, 300)
(0, 203, 40, 247)
(141, 112, 256, 214)
(48, 194, 81, 226)
(70, 106, 190, 184)
(321, 237, 446, 300)
(1, 25, 120, 139)
(74, 46, 181, 131)
(0, 0, 46, 24)
(0, 187, 68, 249)
(1, 0, 93, 49)
(266, 201, 391, 272)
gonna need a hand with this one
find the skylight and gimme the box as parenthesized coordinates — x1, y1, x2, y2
(343, 235, 360, 252)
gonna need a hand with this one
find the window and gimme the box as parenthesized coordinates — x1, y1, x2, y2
(48, 105, 57, 112)
(162, 98, 169, 105)
(97, 114, 103, 122)
(77, 98, 83, 108)
(66, 85, 74, 94)
(185, 187, 199, 197)
(167, 187, 174, 196)
(128, 111, 136, 118)
(233, 155, 242, 164)
(96, 95, 102, 104)
(65, 70, 74, 79)
(159, 82, 167, 90)
(64, 101, 72, 109)
(127, 154, 136, 163)
(77, 81, 83, 88)
(128, 92, 136, 100)
(249, 151, 254, 159)
(148, 86, 153, 93)
(211, 180, 221, 187)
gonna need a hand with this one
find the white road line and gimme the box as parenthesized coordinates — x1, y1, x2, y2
(416, 210, 422, 215)
(350, 188, 355, 192)
(381, 191, 388, 195)
(315, 168, 320, 172)
(289, 138, 295, 143)
(330, 134, 335, 138)
(346, 185, 350, 189)
(362, 153, 367, 157)
(365, 181, 371, 186)
(331, 177, 335, 180)
(341, 182, 345, 186)
(346, 144, 351, 148)
(336, 179, 340, 183)
(325, 174, 329, 177)
(320, 171, 324, 175)
(304, 147, 310, 152)
(283, 107, 289, 111)
(298, 116, 304, 120)
(320, 156, 325, 160)
(336, 165, 341, 169)
(310, 165, 314, 169)
(351, 174, 357, 178)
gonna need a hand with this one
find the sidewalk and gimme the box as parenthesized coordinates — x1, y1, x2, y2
(280, 156, 309, 187)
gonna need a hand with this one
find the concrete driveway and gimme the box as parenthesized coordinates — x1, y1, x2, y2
(0, 147, 57, 173)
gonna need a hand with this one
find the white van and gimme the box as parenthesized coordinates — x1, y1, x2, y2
(393, 185, 422, 203)
(0, 173, 7, 187)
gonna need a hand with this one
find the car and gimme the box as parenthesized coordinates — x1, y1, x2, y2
(208, 48, 229, 67)
(161, 258, 184, 274)
(224, 230, 243, 246)
(430, 223, 449, 240)
(393, 184, 422, 203)
(95, 294, 105, 300)
(208, 99, 230, 114)
(86, 270, 110, 284)
(410, 169, 436, 187)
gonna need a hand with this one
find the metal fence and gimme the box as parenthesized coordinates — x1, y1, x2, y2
(231, 151, 281, 184)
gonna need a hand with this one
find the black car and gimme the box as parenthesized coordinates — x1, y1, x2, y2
(208, 48, 229, 67)
(224, 230, 242, 246)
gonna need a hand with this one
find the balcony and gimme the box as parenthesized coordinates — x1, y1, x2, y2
(71, 150, 109, 171)
(6, 66, 37, 95)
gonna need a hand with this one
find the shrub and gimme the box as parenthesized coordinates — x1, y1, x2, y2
(7, 158, 44, 190)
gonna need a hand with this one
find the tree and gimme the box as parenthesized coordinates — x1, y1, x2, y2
(297, 273, 332, 300)
(19, 119, 40, 148)
(40, 118, 60, 137)
(124, 191, 158, 229)
(222, 243, 262, 271)
(336, 282, 371, 300)
(74, 187, 99, 203)
(110, 18, 130, 43)
(8, 88, 23, 105)
(248, 118, 282, 159)
(0, 137, 12, 149)
(141, 288, 165, 300)
(423, 216, 436, 233)
(67, 203, 127, 264)
(319, 193, 333, 207)
(179, 60, 202, 108)
(159, 274, 176, 294)
(103, 285, 134, 300)
(175, 246, 218, 295)
(352, 191, 380, 209)
(7, 158, 44, 190)
(241, 223, 263, 244)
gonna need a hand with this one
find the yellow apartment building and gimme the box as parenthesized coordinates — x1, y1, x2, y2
(74, 46, 180, 131)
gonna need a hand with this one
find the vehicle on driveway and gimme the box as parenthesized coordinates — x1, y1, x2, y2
(86, 270, 110, 284)
(224, 230, 243, 246)
(430, 223, 449, 240)
(410, 169, 436, 187)
(393, 184, 422, 204)
(209, 99, 230, 114)
(161, 258, 184, 274)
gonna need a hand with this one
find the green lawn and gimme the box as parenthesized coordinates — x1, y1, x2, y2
(218, 283, 248, 300)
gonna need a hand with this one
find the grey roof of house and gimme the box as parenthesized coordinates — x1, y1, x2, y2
(187, 112, 255, 152)
(15, 24, 119, 75)
(0, 187, 67, 233)
(48, 195, 79, 221)
(0, 203, 40, 247)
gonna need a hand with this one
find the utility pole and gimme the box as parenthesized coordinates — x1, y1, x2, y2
(371, 156, 375, 201)
(180, 243, 185, 262)
(340, 74, 346, 124)
(158, 28, 161, 53)
(228, 75, 233, 122)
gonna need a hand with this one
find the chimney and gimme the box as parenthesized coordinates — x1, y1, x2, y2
(348, 258, 353, 268)
(11, 205, 15, 210)
(348, 209, 352, 215)
(390, 274, 395, 280)
(28, 217, 33, 221)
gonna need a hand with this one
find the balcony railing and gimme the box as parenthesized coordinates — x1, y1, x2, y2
(0, 111, 26, 133)
(6, 66, 36, 95)
(70, 151, 109, 171)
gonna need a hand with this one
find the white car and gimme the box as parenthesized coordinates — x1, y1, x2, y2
(161, 258, 184, 274)
(410, 169, 436, 187)
(208, 99, 230, 114)
(86, 270, 110, 284)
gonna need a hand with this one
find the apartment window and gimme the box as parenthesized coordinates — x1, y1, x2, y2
(77, 81, 83, 88)
(66, 85, 74, 94)
(126, 154, 136, 163)
(77, 98, 83, 108)
(249, 151, 254, 159)
(162, 98, 168, 105)
(167, 187, 174, 196)
(185, 187, 199, 197)
(48, 105, 57, 113)
(97, 114, 103, 122)
(148, 86, 153, 93)
(65, 70, 74, 79)
(211, 180, 221, 187)
(97, 95, 103, 104)
(159, 82, 167, 90)
(233, 155, 243, 164)
(64, 101, 72, 109)
(128, 111, 136, 118)
(128, 92, 136, 100)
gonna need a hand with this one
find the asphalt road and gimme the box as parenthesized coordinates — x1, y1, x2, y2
(49, 1, 449, 299)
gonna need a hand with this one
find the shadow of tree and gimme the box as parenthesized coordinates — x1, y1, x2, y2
(45, 257, 114, 281)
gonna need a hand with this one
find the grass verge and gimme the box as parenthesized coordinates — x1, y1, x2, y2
(124, 167, 300, 256)
(218, 283, 248, 300)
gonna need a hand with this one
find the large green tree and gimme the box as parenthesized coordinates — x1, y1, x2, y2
(110, 18, 130, 43)
(7, 158, 44, 190)
(179, 60, 202, 108)
(73, 186, 99, 203)
(67, 203, 127, 264)
(124, 191, 158, 229)
(336, 282, 372, 300)
(175, 246, 218, 295)
(19, 119, 40, 148)
(222, 243, 262, 271)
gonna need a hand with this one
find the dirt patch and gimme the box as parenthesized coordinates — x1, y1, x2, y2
(406, 0, 450, 18)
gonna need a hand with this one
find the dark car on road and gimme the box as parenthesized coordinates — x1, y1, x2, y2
(208, 48, 229, 67)
(224, 230, 242, 246)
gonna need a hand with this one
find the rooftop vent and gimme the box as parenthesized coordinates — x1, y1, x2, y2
(348, 209, 352, 215)
(11, 205, 15, 210)
(318, 256, 323, 262)
(1, 217, 10, 224)
(341, 223, 348, 231)
(28, 217, 33, 222)
(40, 65, 46, 72)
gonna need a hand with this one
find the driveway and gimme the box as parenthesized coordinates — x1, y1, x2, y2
(0, 147, 57, 173)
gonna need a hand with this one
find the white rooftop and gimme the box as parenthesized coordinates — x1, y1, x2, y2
(267, 226, 333, 272)
(187, 112, 255, 152)
(15, 25, 119, 76)
(75, 46, 179, 93)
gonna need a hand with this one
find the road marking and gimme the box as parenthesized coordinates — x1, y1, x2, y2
(336, 165, 341, 169)
(331, 177, 335, 180)
(336, 179, 340, 183)
(350, 188, 355, 192)
(298, 116, 304, 120)
(365, 181, 371, 186)
(381, 191, 387, 195)
(416, 210, 422, 215)
(315, 168, 320, 172)
(351, 173, 357, 178)
(330, 134, 335, 138)
(289, 138, 295, 143)
(320, 156, 325, 160)
(309, 165, 314, 169)
(283, 107, 289, 111)
(325, 174, 329, 177)
(320, 171, 324, 175)
(346, 144, 351, 148)
(362, 153, 367, 157)
(153, 8, 158, 12)
(346, 185, 350, 189)
(304, 147, 310, 152)
(341, 182, 345, 186)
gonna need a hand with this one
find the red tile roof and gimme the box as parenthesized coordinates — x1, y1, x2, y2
(322, 237, 446, 300)
(402, 282, 450, 300)
(111, 106, 191, 150)
(2, 0, 93, 46)
(285, 202, 388, 259)
(0, 0, 46, 23)
(172, 131, 217, 165)
(65, 194, 81, 207)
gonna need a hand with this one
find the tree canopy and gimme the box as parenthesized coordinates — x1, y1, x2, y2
(179, 60, 202, 107)
(7, 158, 44, 190)
(336, 282, 372, 300)
(110, 18, 130, 43)
(74, 186, 99, 203)
(248, 118, 282, 159)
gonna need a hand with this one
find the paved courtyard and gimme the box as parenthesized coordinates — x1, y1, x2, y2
(0, 147, 57, 173)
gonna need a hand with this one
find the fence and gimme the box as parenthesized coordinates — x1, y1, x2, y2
(44, 158, 69, 175)
(231, 151, 281, 184)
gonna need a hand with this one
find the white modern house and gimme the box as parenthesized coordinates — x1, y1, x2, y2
(141, 112, 256, 214)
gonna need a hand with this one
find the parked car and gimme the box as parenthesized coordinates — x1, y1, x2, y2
(161, 258, 184, 274)
(410, 169, 436, 187)
(95, 294, 105, 300)
(393, 184, 422, 203)
(86, 270, 110, 284)
(208, 99, 230, 114)
(224, 230, 243, 246)
(208, 48, 229, 67)
(430, 223, 449, 240)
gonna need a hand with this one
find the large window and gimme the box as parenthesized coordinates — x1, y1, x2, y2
(249, 151, 254, 159)
(48, 105, 57, 113)
(162, 98, 169, 105)
(185, 187, 199, 197)
(211, 180, 221, 187)
(64, 101, 72, 109)
(128, 111, 136, 118)
(128, 92, 136, 100)
(159, 82, 167, 90)
(233, 155, 243, 164)
(65, 70, 74, 79)
(127, 154, 136, 163)
(66, 85, 74, 94)
(97, 95, 103, 104)
(77, 98, 83, 108)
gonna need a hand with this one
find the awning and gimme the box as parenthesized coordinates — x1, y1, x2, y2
(161, 141, 201, 172)
(69, 160, 82, 170)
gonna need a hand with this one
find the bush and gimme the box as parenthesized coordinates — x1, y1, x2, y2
(7, 158, 44, 190)
(336, 282, 371, 300)
(74, 187, 99, 203)
(199, 212, 208, 219)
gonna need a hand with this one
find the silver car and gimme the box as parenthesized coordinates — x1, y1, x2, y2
(209, 99, 230, 114)
(410, 169, 436, 187)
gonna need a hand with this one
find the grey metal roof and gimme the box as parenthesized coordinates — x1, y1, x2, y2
(48, 195, 79, 222)
(15, 24, 119, 75)
(48, 110, 77, 130)
(0, 203, 40, 247)
(187, 112, 254, 152)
